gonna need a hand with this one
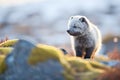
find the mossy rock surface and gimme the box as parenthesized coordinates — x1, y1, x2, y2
(66, 57, 107, 80)
(0, 39, 18, 47)
(0, 47, 13, 56)
(29, 44, 67, 64)
(28, 44, 74, 80)
(0, 47, 13, 74)
(0, 39, 111, 80)
(0, 39, 74, 80)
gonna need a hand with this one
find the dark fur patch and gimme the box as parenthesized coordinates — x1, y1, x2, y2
(75, 46, 95, 58)
(79, 17, 88, 26)
(85, 47, 95, 58)
(75, 46, 83, 57)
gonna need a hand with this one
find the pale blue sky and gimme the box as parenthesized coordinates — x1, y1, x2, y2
(0, 0, 44, 6)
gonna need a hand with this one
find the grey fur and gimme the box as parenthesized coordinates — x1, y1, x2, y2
(67, 15, 101, 59)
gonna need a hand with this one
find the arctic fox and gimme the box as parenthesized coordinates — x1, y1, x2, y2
(67, 15, 101, 59)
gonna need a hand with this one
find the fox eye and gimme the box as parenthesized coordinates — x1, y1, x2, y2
(73, 26, 77, 28)
(79, 17, 85, 22)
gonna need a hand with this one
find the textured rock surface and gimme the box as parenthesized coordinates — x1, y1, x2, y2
(0, 39, 110, 80)
(0, 60, 65, 80)
(0, 40, 74, 80)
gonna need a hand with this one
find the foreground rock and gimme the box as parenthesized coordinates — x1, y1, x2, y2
(0, 39, 110, 80)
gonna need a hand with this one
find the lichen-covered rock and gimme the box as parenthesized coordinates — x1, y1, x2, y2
(0, 47, 13, 56)
(0, 47, 13, 74)
(67, 57, 107, 80)
(0, 55, 6, 74)
(0, 39, 18, 47)
(0, 39, 74, 80)
(95, 56, 120, 67)
(0, 39, 111, 80)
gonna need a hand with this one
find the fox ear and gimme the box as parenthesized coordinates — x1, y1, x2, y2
(79, 17, 89, 26)
(79, 17, 85, 22)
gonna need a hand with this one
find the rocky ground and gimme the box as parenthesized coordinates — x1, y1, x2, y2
(0, 39, 120, 80)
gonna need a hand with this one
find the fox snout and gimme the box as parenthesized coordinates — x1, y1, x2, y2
(67, 30, 70, 33)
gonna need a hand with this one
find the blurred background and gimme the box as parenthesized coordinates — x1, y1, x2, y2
(0, 0, 120, 55)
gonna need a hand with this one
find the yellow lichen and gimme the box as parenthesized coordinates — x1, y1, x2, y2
(0, 39, 111, 80)
(0, 39, 18, 47)
(0, 47, 13, 55)
(94, 56, 110, 62)
(28, 44, 74, 80)
(66, 57, 107, 80)
(28, 44, 66, 64)
(0, 55, 7, 74)
(88, 60, 110, 70)
(0, 47, 13, 74)
(67, 57, 92, 72)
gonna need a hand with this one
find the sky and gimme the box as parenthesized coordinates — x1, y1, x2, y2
(0, 0, 44, 6)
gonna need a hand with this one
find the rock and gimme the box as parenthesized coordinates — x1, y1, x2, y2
(0, 39, 74, 80)
(66, 57, 107, 80)
(95, 56, 120, 67)
(0, 39, 18, 47)
(60, 48, 68, 55)
(101, 60, 120, 67)
(0, 47, 13, 56)
(0, 39, 111, 80)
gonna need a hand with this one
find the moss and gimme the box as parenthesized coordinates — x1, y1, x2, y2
(94, 56, 110, 62)
(0, 39, 18, 47)
(76, 71, 101, 80)
(67, 57, 93, 72)
(0, 55, 7, 74)
(66, 57, 107, 80)
(0, 47, 13, 56)
(0, 41, 74, 80)
(0, 55, 5, 65)
(0, 39, 111, 80)
(28, 44, 66, 64)
(28, 44, 74, 80)
(89, 60, 110, 70)
(0, 47, 13, 74)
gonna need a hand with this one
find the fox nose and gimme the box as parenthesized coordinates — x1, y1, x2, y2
(67, 30, 70, 33)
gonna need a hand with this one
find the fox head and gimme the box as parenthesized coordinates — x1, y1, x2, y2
(67, 16, 90, 36)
